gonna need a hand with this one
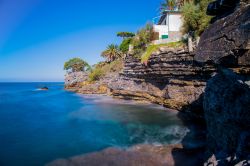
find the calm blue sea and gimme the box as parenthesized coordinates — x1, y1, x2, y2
(0, 82, 188, 166)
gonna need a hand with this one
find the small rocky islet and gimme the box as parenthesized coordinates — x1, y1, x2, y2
(51, 1, 250, 165)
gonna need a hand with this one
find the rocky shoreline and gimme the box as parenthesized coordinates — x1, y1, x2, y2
(66, 48, 214, 112)
(61, 1, 250, 165)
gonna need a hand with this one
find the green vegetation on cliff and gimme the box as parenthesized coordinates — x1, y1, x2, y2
(101, 44, 122, 62)
(181, 0, 213, 37)
(131, 23, 153, 58)
(117, 32, 135, 39)
(64, 58, 91, 72)
(88, 60, 123, 82)
(141, 41, 184, 63)
(119, 38, 132, 53)
(64, 0, 213, 82)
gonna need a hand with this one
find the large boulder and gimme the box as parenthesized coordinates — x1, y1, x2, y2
(195, 1, 250, 67)
(203, 69, 250, 164)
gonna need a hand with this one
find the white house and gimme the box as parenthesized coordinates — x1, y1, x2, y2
(152, 10, 183, 44)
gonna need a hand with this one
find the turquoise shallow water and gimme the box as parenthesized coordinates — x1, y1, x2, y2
(0, 83, 188, 166)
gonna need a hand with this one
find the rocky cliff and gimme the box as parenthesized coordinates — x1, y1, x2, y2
(195, 0, 250, 67)
(195, 0, 250, 164)
(65, 71, 114, 94)
(62, 1, 250, 165)
(109, 48, 214, 117)
(109, 0, 250, 164)
(65, 71, 88, 89)
(64, 48, 215, 116)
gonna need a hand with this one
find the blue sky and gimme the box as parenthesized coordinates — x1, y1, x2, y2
(0, 0, 162, 82)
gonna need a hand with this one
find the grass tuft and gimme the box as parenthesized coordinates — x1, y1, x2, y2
(141, 41, 184, 63)
(88, 59, 123, 82)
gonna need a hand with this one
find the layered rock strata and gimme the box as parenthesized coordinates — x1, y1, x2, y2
(109, 48, 215, 113)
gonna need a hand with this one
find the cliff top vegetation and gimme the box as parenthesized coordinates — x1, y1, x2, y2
(64, 0, 213, 81)
(64, 58, 91, 72)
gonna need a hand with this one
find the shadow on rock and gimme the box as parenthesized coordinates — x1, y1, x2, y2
(171, 93, 207, 166)
(172, 68, 250, 166)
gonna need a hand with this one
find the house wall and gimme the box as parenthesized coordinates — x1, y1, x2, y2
(169, 14, 182, 32)
(153, 25, 169, 39)
(152, 12, 183, 44)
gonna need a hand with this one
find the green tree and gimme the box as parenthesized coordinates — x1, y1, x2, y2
(117, 32, 135, 39)
(64, 58, 90, 72)
(101, 44, 122, 62)
(181, 0, 213, 37)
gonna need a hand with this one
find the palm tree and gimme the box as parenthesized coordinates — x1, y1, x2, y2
(101, 44, 122, 62)
(161, 0, 192, 12)
(161, 0, 176, 11)
(177, 0, 193, 8)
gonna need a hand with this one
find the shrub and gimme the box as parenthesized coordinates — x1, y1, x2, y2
(88, 60, 123, 82)
(131, 23, 153, 58)
(88, 68, 104, 82)
(181, 0, 213, 37)
(119, 38, 132, 53)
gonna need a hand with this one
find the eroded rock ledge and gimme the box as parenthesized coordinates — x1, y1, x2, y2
(109, 48, 214, 114)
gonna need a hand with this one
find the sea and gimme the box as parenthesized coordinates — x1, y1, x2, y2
(0, 82, 189, 166)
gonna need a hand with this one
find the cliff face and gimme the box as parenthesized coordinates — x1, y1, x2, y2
(195, 1, 250, 67)
(109, 1, 250, 164)
(65, 72, 88, 89)
(109, 48, 214, 114)
(195, 1, 250, 164)
(65, 71, 114, 94)
(203, 70, 250, 164)
(62, 1, 250, 164)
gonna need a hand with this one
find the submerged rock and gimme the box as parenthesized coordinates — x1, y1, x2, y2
(40, 87, 49, 90)
(46, 144, 204, 166)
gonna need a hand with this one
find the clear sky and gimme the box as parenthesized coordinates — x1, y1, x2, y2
(0, 0, 162, 82)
